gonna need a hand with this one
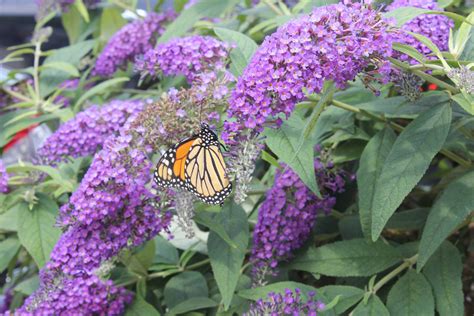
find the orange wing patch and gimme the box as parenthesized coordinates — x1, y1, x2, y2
(172, 139, 197, 180)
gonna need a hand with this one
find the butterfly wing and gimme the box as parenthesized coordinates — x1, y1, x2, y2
(154, 136, 197, 188)
(184, 138, 232, 205)
(154, 124, 232, 205)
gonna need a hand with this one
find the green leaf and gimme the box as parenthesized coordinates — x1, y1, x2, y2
(154, 236, 179, 264)
(164, 271, 208, 309)
(352, 295, 389, 316)
(73, 0, 90, 22)
(74, 77, 129, 111)
(438, 0, 454, 8)
(357, 128, 397, 239)
(393, 43, 426, 63)
(167, 297, 218, 315)
(387, 270, 435, 316)
(290, 239, 402, 277)
(100, 7, 127, 43)
(40, 61, 80, 77)
(418, 170, 474, 269)
(383, 7, 431, 26)
(0, 207, 19, 231)
(371, 104, 452, 241)
(423, 242, 464, 316)
(157, 0, 239, 44)
(451, 93, 474, 115)
(39, 40, 94, 97)
(386, 208, 430, 230)
(15, 276, 39, 295)
(16, 193, 62, 267)
(264, 113, 320, 196)
(384, 7, 464, 27)
(450, 11, 473, 57)
(125, 295, 160, 316)
(214, 27, 258, 76)
(194, 211, 238, 249)
(61, 5, 87, 44)
(208, 202, 249, 309)
(319, 285, 364, 315)
(122, 240, 155, 277)
(0, 238, 21, 273)
(288, 83, 336, 178)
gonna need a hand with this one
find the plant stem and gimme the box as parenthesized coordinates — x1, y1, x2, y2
(329, 98, 471, 168)
(372, 254, 418, 293)
(33, 41, 42, 109)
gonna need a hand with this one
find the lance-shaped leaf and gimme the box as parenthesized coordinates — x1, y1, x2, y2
(357, 128, 396, 239)
(387, 270, 435, 316)
(208, 202, 249, 310)
(371, 104, 452, 241)
(290, 239, 402, 277)
(423, 242, 464, 316)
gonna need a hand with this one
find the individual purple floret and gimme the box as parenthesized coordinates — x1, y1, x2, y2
(245, 288, 325, 316)
(386, 0, 453, 63)
(251, 158, 346, 282)
(38, 99, 144, 164)
(135, 35, 230, 83)
(224, 1, 394, 137)
(0, 160, 9, 193)
(15, 274, 132, 316)
(93, 12, 175, 77)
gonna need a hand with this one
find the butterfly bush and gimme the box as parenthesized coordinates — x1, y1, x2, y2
(15, 273, 132, 315)
(224, 0, 393, 203)
(251, 156, 347, 283)
(135, 35, 231, 82)
(93, 12, 176, 77)
(0, 160, 8, 193)
(38, 99, 144, 164)
(224, 1, 393, 136)
(245, 288, 325, 316)
(386, 0, 453, 63)
(20, 77, 231, 313)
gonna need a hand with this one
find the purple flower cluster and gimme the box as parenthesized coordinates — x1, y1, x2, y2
(19, 106, 172, 314)
(93, 12, 175, 77)
(224, 1, 393, 138)
(251, 158, 346, 281)
(0, 160, 9, 193)
(135, 35, 230, 83)
(16, 274, 132, 316)
(38, 99, 144, 164)
(245, 288, 325, 316)
(50, 195, 171, 275)
(386, 0, 453, 63)
(0, 288, 13, 313)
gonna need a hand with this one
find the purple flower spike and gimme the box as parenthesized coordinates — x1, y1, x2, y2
(0, 160, 9, 193)
(135, 35, 230, 83)
(251, 158, 347, 282)
(38, 99, 144, 164)
(225, 1, 394, 137)
(386, 0, 453, 64)
(245, 288, 325, 316)
(14, 274, 132, 316)
(93, 12, 176, 77)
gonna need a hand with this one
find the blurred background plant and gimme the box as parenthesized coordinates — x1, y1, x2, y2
(0, 0, 473, 315)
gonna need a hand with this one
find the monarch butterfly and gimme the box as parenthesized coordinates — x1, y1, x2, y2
(154, 123, 232, 205)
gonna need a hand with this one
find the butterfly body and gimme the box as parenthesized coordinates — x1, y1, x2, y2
(154, 123, 232, 205)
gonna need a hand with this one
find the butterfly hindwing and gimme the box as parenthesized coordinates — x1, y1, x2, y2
(154, 123, 232, 205)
